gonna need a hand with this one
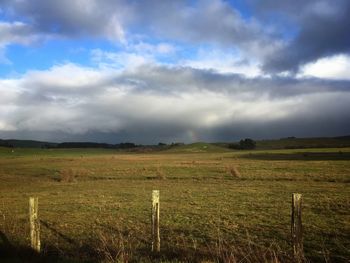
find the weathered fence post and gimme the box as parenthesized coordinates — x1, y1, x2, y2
(291, 193, 303, 262)
(29, 197, 40, 252)
(152, 190, 160, 253)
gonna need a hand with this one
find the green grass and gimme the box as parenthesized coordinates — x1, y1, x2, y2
(166, 142, 231, 153)
(0, 146, 349, 262)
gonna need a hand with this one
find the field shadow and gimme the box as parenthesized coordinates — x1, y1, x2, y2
(0, 230, 47, 263)
(1, 223, 103, 262)
(0, 226, 294, 262)
(0, 231, 12, 248)
(40, 220, 76, 245)
(242, 151, 350, 161)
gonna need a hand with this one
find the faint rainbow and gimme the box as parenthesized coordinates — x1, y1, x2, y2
(187, 130, 199, 142)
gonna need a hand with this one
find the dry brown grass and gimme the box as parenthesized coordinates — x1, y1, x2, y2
(57, 167, 93, 182)
(96, 227, 134, 263)
(0, 203, 27, 246)
(58, 168, 76, 182)
(0, 147, 349, 262)
(227, 165, 241, 178)
(156, 165, 166, 180)
(209, 232, 289, 263)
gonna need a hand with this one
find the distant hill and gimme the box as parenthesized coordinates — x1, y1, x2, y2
(56, 142, 137, 149)
(0, 139, 57, 148)
(215, 136, 350, 150)
(0, 139, 139, 149)
(255, 136, 350, 150)
(1, 135, 350, 150)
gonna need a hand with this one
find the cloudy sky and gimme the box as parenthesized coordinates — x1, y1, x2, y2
(0, 0, 349, 143)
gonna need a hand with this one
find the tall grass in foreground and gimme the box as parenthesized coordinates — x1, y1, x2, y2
(0, 206, 295, 262)
(89, 223, 295, 262)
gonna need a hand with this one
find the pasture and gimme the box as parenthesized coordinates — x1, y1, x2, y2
(0, 145, 349, 262)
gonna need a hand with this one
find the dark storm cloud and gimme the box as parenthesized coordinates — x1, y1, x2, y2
(1, 64, 350, 143)
(0, 20, 42, 61)
(0, 0, 128, 41)
(118, 65, 350, 98)
(207, 119, 350, 143)
(0, 21, 34, 44)
(250, 0, 350, 73)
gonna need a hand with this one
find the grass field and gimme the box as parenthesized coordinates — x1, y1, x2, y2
(0, 145, 349, 262)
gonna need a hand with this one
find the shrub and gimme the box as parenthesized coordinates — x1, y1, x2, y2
(228, 143, 240, 149)
(238, 138, 256, 150)
(229, 139, 256, 150)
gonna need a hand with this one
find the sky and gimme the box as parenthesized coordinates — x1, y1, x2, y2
(0, 0, 349, 144)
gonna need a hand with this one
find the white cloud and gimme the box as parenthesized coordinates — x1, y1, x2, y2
(0, 120, 16, 131)
(181, 48, 262, 77)
(90, 41, 177, 70)
(0, 0, 276, 58)
(0, 21, 34, 46)
(0, 47, 11, 64)
(299, 54, 350, 80)
(24, 63, 111, 89)
(104, 15, 126, 43)
(156, 43, 176, 54)
(127, 42, 176, 55)
(90, 49, 153, 70)
(0, 21, 44, 63)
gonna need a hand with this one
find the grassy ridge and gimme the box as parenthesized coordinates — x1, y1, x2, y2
(1, 135, 350, 150)
(165, 142, 231, 153)
(0, 146, 349, 262)
(256, 136, 350, 149)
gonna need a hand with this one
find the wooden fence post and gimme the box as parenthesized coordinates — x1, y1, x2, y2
(29, 197, 40, 252)
(152, 190, 160, 253)
(291, 193, 303, 262)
